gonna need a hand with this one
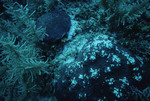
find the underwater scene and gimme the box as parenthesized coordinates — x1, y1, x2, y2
(0, 0, 150, 101)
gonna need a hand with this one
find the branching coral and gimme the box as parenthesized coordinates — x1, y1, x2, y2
(100, 0, 149, 26)
(3, 2, 47, 43)
(0, 1, 52, 101)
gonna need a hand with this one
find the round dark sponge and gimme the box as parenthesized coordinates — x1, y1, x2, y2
(36, 10, 71, 42)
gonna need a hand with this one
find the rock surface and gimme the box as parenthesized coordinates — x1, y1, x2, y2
(54, 33, 146, 101)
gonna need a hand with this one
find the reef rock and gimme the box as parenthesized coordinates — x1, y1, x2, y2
(54, 33, 146, 101)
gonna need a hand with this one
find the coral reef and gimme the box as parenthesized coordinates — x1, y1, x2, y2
(0, 0, 149, 101)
